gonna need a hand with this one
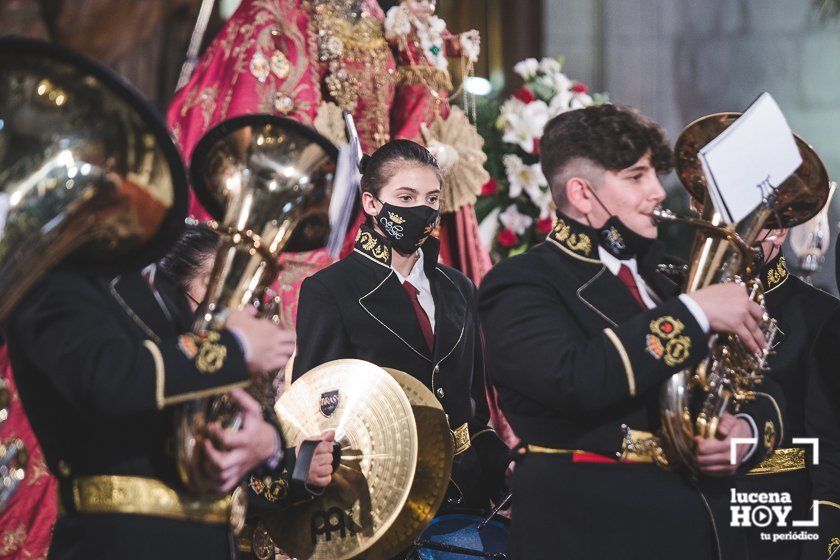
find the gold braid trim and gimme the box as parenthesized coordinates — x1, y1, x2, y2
(746, 447, 806, 475)
(396, 65, 453, 91)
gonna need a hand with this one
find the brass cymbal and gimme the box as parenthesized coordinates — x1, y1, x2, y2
(267, 360, 418, 560)
(674, 112, 830, 228)
(358, 369, 454, 560)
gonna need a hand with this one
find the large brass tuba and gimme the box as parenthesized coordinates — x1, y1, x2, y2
(0, 37, 189, 324)
(654, 112, 829, 474)
(0, 37, 188, 507)
(175, 115, 338, 492)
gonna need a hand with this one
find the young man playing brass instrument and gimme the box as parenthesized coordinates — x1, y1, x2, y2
(479, 104, 786, 559)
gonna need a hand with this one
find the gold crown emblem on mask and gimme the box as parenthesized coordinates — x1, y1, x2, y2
(388, 211, 405, 224)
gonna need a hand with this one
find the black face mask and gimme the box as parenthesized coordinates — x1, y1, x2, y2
(375, 201, 440, 254)
(582, 184, 655, 260)
(597, 215, 655, 260)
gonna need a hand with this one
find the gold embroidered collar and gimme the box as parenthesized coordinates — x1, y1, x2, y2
(353, 224, 441, 271)
(546, 214, 599, 263)
(762, 255, 790, 292)
(354, 225, 392, 267)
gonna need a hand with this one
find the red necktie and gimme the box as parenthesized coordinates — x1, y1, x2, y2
(403, 280, 435, 352)
(617, 264, 647, 309)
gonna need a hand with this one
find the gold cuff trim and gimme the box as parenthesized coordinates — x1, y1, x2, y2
(747, 447, 806, 475)
(452, 423, 471, 455)
(162, 380, 250, 407)
(815, 500, 840, 512)
(604, 328, 635, 396)
(69, 475, 244, 530)
(143, 340, 165, 410)
(470, 428, 495, 442)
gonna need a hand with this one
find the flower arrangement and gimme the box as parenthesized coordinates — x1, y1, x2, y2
(475, 56, 607, 261)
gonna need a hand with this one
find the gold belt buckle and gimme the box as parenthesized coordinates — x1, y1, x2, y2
(747, 447, 806, 475)
(451, 423, 471, 455)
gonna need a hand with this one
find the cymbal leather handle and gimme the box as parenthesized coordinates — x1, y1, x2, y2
(292, 439, 324, 496)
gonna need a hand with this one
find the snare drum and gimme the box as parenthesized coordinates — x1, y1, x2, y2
(411, 510, 509, 560)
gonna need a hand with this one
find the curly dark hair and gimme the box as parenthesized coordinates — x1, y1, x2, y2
(539, 104, 672, 207)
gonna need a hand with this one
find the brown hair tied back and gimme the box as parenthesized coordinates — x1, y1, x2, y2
(358, 139, 443, 197)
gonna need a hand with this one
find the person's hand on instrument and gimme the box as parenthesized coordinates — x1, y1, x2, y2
(694, 412, 754, 477)
(298, 430, 336, 488)
(202, 388, 279, 493)
(226, 307, 295, 374)
(690, 283, 766, 353)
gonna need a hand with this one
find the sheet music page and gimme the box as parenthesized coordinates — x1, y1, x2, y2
(698, 92, 802, 224)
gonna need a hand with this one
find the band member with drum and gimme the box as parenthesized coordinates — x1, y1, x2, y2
(478, 104, 786, 559)
(4, 226, 332, 560)
(293, 140, 510, 509)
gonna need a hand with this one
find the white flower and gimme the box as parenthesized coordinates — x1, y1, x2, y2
(503, 154, 547, 202)
(548, 89, 573, 116)
(384, 5, 411, 40)
(552, 71, 572, 93)
(569, 92, 594, 109)
(501, 99, 550, 153)
(538, 57, 562, 76)
(513, 58, 539, 80)
(499, 204, 533, 235)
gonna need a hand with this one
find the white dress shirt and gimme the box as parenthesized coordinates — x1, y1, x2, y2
(393, 250, 436, 333)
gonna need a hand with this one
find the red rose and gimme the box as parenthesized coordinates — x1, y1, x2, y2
(572, 83, 588, 93)
(536, 216, 553, 234)
(532, 137, 541, 155)
(481, 178, 499, 196)
(497, 228, 518, 247)
(513, 86, 536, 104)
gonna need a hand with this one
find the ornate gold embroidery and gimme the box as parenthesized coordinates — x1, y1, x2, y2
(395, 65, 453, 91)
(309, 0, 394, 148)
(0, 525, 26, 555)
(355, 230, 390, 263)
(550, 218, 593, 256)
(180, 331, 227, 373)
(747, 447, 805, 475)
(664, 335, 691, 367)
(263, 478, 289, 503)
(829, 538, 840, 556)
(763, 420, 776, 453)
(197, 331, 227, 374)
(313, 101, 348, 146)
(765, 256, 789, 289)
(387, 211, 405, 224)
(650, 316, 685, 340)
